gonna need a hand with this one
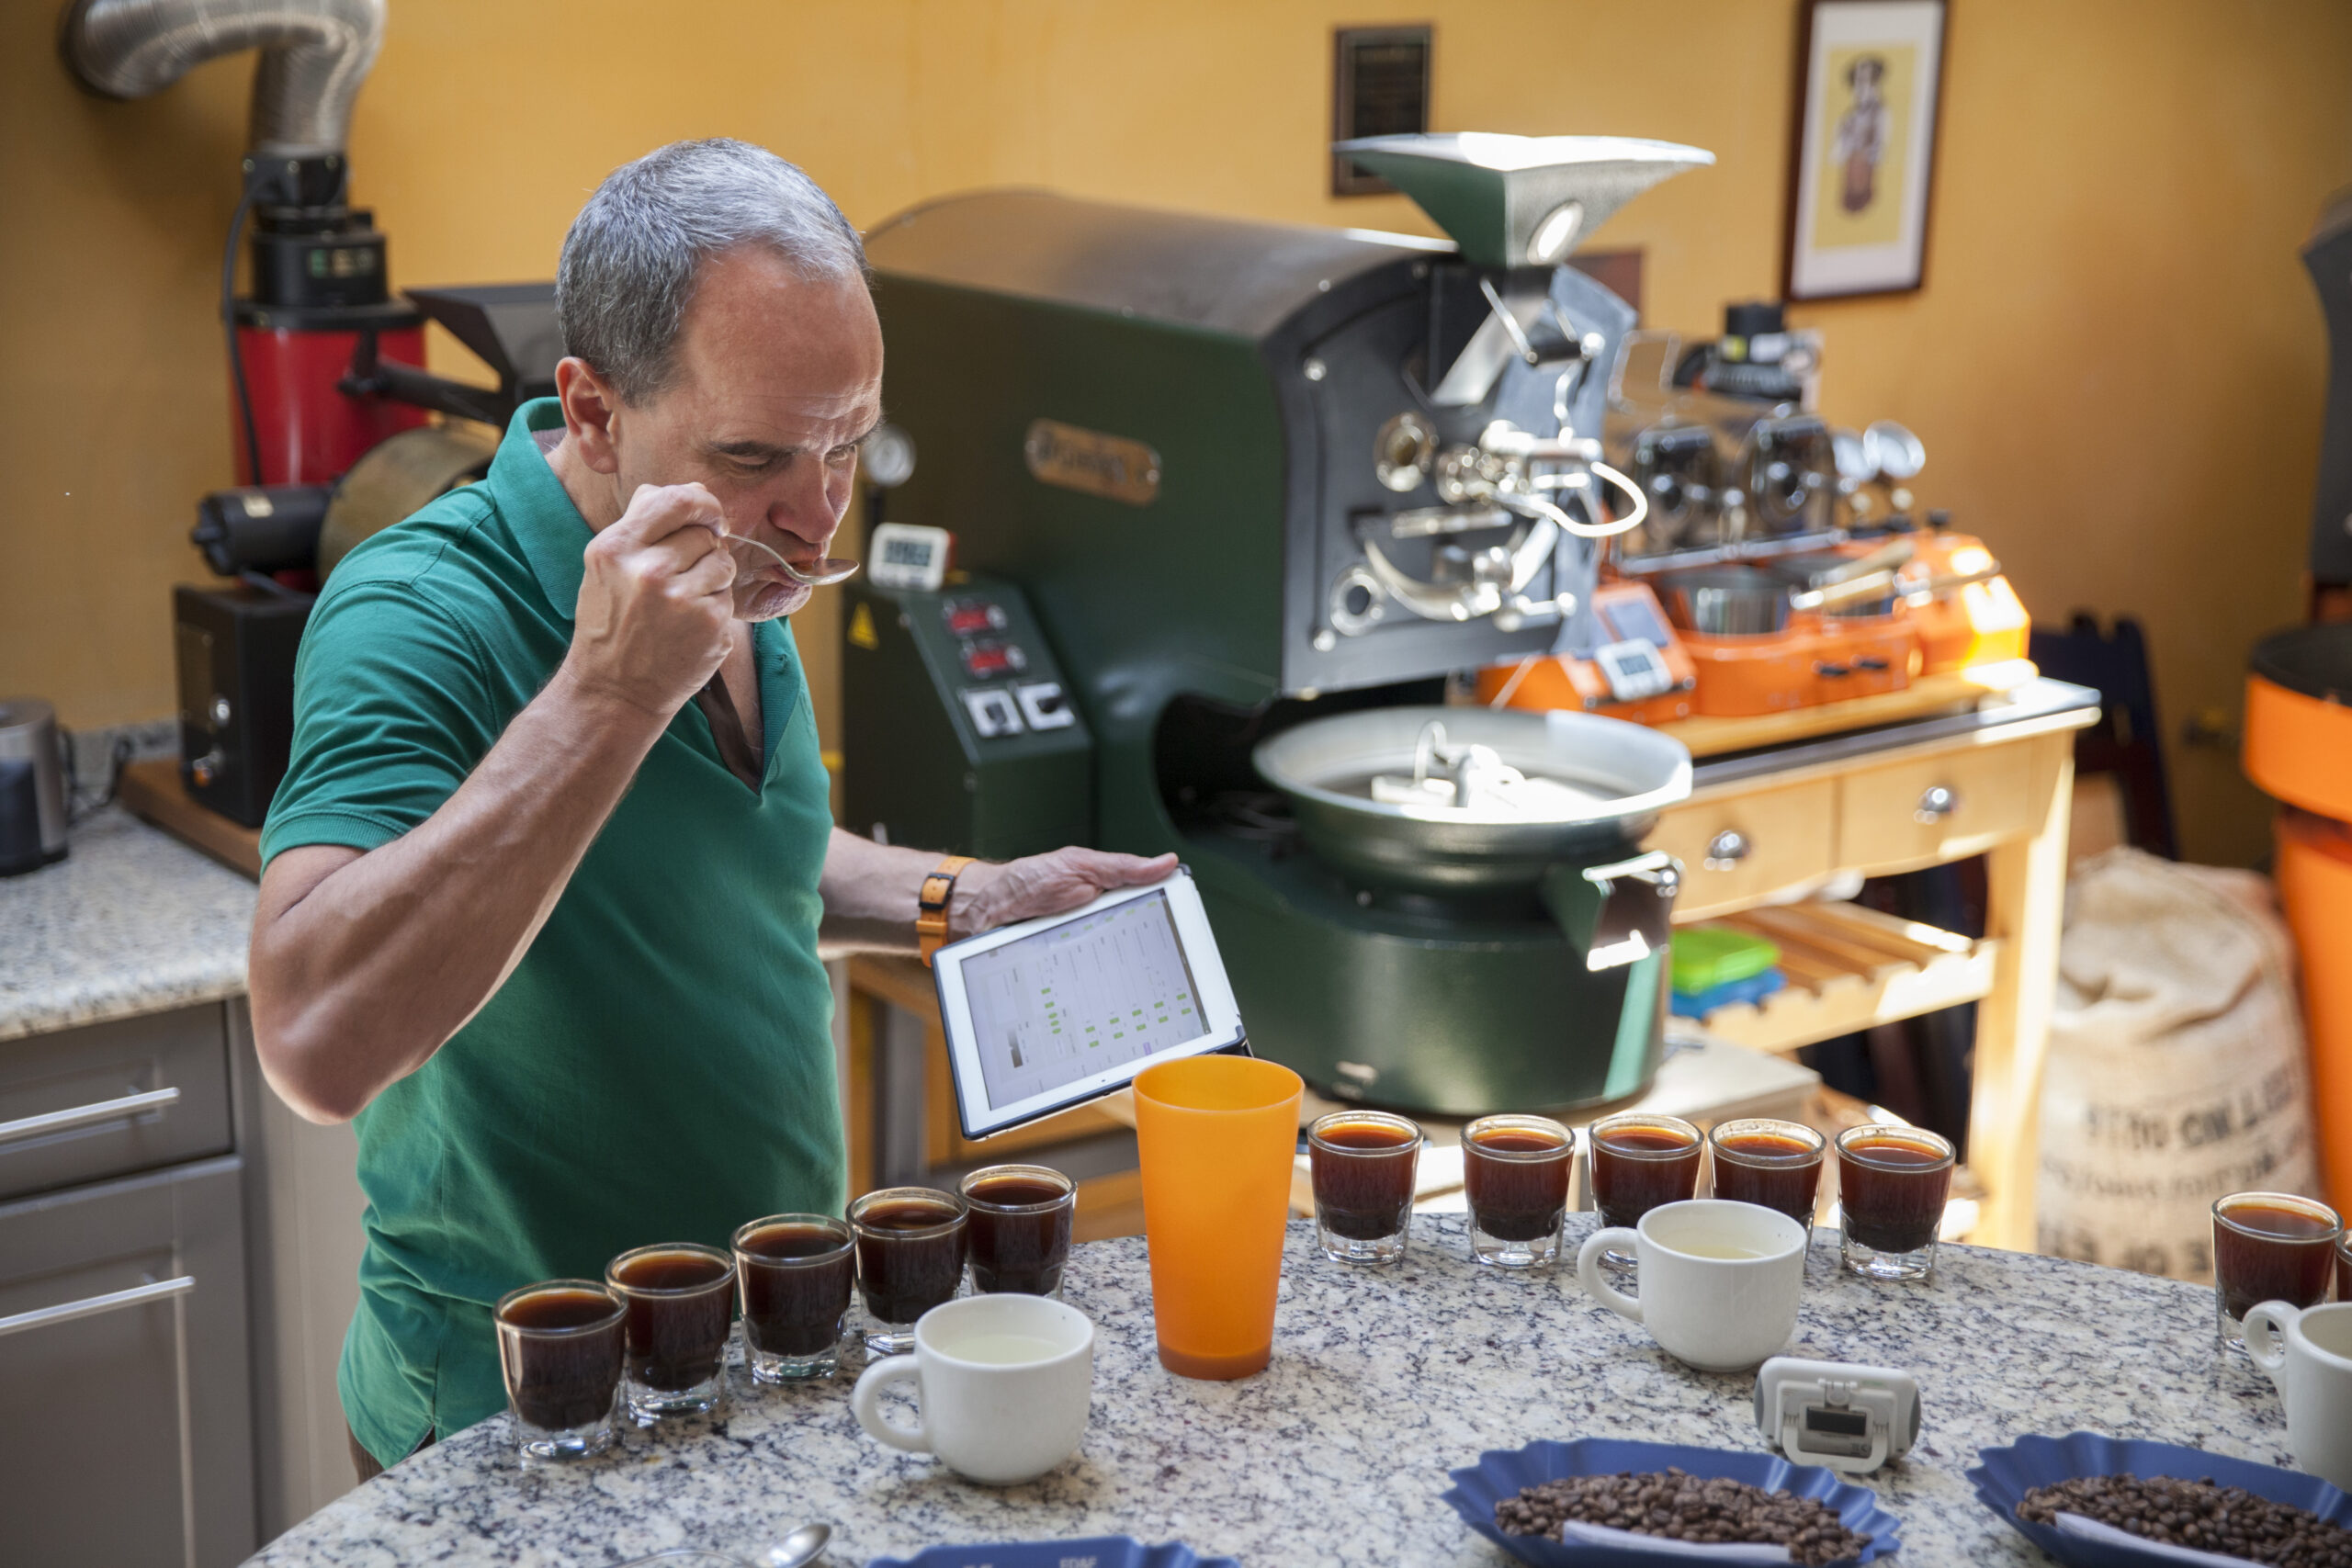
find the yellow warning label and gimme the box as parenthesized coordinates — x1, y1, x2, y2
(848, 602, 879, 650)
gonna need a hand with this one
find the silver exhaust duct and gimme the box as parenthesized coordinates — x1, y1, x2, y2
(58, 0, 386, 156)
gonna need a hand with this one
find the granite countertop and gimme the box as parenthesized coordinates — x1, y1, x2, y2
(0, 805, 256, 1042)
(250, 1215, 2291, 1567)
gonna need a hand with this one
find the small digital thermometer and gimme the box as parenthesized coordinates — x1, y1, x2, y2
(1754, 1358, 1921, 1474)
(868, 523, 955, 592)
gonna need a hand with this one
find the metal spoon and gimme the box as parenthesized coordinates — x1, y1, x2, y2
(722, 529, 860, 589)
(612, 1521, 831, 1567)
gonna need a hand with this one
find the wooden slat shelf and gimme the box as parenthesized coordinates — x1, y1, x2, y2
(1688, 900, 1998, 1057)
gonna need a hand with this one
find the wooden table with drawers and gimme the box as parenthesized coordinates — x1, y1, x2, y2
(1644, 673, 2098, 1250)
(844, 675, 2098, 1256)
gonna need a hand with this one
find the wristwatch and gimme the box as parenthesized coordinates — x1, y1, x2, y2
(916, 855, 978, 965)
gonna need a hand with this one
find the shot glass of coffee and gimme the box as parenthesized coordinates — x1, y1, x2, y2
(960, 1165, 1077, 1297)
(1834, 1124, 1955, 1280)
(731, 1214, 854, 1382)
(850, 1186, 968, 1355)
(1709, 1118, 1826, 1231)
(1589, 1113, 1704, 1265)
(1462, 1114, 1573, 1269)
(604, 1242, 736, 1420)
(494, 1279, 625, 1461)
(1307, 1111, 1423, 1265)
(2211, 1190, 2342, 1353)
(2337, 1231, 2350, 1303)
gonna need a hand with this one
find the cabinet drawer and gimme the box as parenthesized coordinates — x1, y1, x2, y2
(1646, 779, 1838, 919)
(0, 1156, 256, 1566)
(0, 1005, 233, 1201)
(1837, 744, 2039, 872)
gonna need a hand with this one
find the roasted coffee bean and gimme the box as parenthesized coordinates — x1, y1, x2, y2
(1494, 1468, 1872, 1567)
(2018, 1474, 2352, 1568)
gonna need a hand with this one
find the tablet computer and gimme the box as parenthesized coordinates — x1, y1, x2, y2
(931, 867, 1248, 1140)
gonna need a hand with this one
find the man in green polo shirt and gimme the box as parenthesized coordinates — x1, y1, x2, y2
(247, 139, 1172, 1477)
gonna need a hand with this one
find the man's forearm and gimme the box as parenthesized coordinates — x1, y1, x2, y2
(816, 827, 952, 953)
(248, 661, 671, 1121)
(816, 831, 1181, 958)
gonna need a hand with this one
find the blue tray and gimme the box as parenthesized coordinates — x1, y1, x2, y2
(1967, 1431, 2352, 1567)
(866, 1540, 1238, 1568)
(1441, 1438, 1903, 1566)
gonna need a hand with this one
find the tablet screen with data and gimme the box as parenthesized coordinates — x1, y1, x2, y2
(932, 870, 1247, 1138)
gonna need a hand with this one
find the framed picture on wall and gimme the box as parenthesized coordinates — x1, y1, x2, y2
(1784, 0, 1949, 299)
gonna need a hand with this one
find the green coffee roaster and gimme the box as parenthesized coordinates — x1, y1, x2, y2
(847, 134, 1713, 1115)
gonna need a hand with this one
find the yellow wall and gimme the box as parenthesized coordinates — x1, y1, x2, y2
(6, 0, 2347, 865)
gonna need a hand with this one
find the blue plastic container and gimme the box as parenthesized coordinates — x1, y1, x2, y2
(1968, 1430, 2352, 1567)
(1441, 1437, 1903, 1566)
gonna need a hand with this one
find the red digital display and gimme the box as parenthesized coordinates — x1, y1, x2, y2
(962, 643, 1022, 677)
(944, 601, 1005, 635)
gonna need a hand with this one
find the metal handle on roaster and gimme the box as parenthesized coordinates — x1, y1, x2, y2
(1576, 851, 1682, 974)
(1357, 463, 1648, 628)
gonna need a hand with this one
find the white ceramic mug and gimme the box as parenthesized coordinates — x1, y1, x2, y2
(851, 1292, 1093, 1485)
(2244, 1299, 2352, 1491)
(1576, 1199, 1809, 1372)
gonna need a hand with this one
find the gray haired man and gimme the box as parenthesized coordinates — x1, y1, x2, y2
(246, 140, 1172, 1476)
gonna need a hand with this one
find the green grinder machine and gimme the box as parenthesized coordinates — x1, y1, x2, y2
(848, 134, 1713, 1115)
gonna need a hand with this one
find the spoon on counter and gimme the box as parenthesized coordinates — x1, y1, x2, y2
(611, 1521, 831, 1568)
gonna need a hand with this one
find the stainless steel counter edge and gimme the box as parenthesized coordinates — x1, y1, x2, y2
(1688, 676, 2101, 795)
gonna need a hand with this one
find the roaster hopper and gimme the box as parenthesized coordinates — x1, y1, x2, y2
(851, 135, 1712, 1114)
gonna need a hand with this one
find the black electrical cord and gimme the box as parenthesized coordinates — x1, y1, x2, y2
(222, 162, 265, 487)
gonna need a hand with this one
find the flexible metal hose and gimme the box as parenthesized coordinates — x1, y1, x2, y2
(58, 0, 386, 154)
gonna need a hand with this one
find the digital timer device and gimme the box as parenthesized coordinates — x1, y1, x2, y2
(867, 522, 955, 592)
(1753, 1357, 1921, 1474)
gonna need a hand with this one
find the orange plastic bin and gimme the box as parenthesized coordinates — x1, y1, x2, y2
(2245, 625, 2352, 1210)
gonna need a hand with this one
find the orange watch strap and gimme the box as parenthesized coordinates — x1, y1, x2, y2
(917, 854, 978, 965)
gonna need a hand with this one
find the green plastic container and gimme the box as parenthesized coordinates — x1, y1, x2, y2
(1670, 925, 1781, 996)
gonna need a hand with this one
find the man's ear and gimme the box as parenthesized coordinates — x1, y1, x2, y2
(554, 356, 623, 476)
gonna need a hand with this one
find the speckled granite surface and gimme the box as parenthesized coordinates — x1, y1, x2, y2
(0, 805, 254, 1042)
(248, 1215, 2292, 1568)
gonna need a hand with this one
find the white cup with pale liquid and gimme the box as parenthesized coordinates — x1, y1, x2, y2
(1577, 1199, 1810, 1371)
(851, 1292, 1093, 1484)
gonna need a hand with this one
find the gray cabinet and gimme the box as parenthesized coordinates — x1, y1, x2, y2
(0, 1154, 257, 1565)
(0, 1005, 235, 1201)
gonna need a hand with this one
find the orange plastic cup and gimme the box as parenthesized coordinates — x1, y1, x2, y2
(1132, 1054, 1304, 1380)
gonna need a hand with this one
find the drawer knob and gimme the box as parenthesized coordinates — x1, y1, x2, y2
(1703, 829, 1751, 870)
(1915, 784, 1961, 825)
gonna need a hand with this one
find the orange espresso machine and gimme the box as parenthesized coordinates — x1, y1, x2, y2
(1476, 303, 2028, 723)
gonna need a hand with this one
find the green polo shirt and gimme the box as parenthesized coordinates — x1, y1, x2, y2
(261, 400, 842, 1468)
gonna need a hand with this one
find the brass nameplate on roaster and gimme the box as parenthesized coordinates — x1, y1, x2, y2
(1023, 419, 1161, 506)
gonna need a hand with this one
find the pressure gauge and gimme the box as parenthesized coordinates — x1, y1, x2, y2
(1862, 420, 1926, 481)
(862, 423, 918, 490)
